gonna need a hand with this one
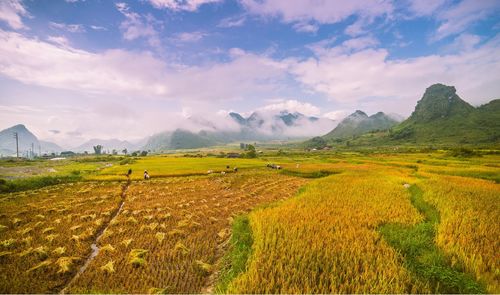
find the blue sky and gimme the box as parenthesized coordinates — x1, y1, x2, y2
(0, 0, 499, 146)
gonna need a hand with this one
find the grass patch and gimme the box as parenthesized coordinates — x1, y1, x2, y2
(280, 169, 338, 178)
(379, 185, 485, 293)
(428, 169, 500, 183)
(0, 174, 83, 193)
(215, 215, 253, 293)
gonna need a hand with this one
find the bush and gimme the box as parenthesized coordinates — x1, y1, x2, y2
(306, 137, 327, 149)
(244, 145, 257, 158)
(0, 175, 83, 194)
(447, 148, 480, 158)
(280, 169, 337, 178)
(390, 126, 414, 140)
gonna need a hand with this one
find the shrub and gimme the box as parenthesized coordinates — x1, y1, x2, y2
(0, 175, 82, 194)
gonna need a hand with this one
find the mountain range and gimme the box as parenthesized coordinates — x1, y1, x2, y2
(0, 110, 336, 154)
(1, 83, 498, 155)
(312, 83, 499, 147)
(323, 111, 401, 140)
(143, 110, 334, 151)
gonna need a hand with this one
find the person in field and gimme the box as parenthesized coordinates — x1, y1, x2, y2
(144, 170, 150, 180)
(126, 168, 132, 178)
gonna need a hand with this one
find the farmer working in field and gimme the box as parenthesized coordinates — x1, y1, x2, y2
(126, 168, 132, 179)
(144, 170, 150, 180)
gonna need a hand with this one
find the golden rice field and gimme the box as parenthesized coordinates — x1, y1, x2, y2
(0, 170, 307, 293)
(0, 152, 499, 293)
(0, 182, 122, 293)
(419, 175, 500, 293)
(223, 157, 499, 293)
(226, 166, 427, 293)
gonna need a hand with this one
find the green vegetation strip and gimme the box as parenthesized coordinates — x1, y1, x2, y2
(379, 185, 485, 293)
(0, 173, 82, 194)
(215, 215, 253, 293)
(279, 169, 338, 178)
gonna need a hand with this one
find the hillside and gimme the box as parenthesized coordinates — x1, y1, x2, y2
(323, 111, 400, 140)
(72, 138, 138, 153)
(0, 124, 62, 156)
(143, 129, 217, 151)
(390, 84, 499, 144)
(308, 83, 499, 148)
(145, 110, 335, 151)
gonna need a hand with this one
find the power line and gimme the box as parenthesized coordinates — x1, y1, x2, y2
(13, 132, 19, 158)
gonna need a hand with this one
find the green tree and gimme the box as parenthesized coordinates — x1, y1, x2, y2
(93, 145, 103, 155)
(245, 144, 257, 158)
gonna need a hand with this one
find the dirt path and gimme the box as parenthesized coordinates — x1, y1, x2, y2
(59, 179, 131, 294)
(200, 236, 232, 293)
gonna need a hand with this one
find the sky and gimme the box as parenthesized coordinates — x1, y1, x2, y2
(0, 0, 499, 146)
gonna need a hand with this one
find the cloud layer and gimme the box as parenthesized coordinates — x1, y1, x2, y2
(287, 35, 500, 114)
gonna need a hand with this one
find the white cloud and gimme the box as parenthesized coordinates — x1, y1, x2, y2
(345, 18, 370, 37)
(0, 29, 169, 97)
(173, 31, 207, 42)
(0, 30, 289, 105)
(443, 33, 481, 53)
(217, 15, 247, 28)
(228, 47, 246, 57)
(46, 35, 70, 47)
(433, 0, 500, 40)
(148, 0, 222, 11)
(116, 2, 162, 48)
(258, 99, 321, 116)
(166, 51, 288, 102)
(342, 36, 379, 51)
(323, 110, 351, 121)
(306, 36, 338, 55)
(240, 0, 393, 33)
(90, 25, 107, 31)
(49, 21, 86, 33)
(286, 35, 500, 115)
(406, 0, 448, 16)
(0, 0, 28, 30)
(292, 21, 319, 33)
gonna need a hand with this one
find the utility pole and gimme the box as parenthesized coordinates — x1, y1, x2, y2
(31, 143, 34, 159)
(39, 145, 41, 157)
(13, 132, 19, 158)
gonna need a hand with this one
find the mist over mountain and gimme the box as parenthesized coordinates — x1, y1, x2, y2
(4, 84, 496, 154)
(144, 110, 336, 151)
(72, 138, 139, 153)
(0, 124, 62, 156)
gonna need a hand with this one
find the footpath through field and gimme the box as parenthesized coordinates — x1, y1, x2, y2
(60, 178, 131, 293)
